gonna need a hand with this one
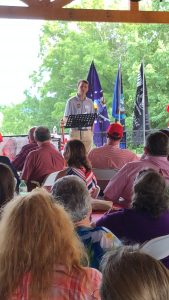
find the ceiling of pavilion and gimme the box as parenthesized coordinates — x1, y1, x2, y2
(0, 0, 168, 23)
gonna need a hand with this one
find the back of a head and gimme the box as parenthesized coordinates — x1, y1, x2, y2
(0, 163, 15, 207)
(66, 139, 91, 170)
(34, 126, 51, 142)
(132, 169, 169, 217)
(28, 127, 37, 143)
(160, 129, 169, 138)
(107, 122, 123, 141)
(0, 188, 84, 299)
(52, 175, 91, 222)
(100, 247, 169, 300)
(146, 131, 169, 156)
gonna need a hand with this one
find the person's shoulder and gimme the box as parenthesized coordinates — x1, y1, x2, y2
(86, 97, 94, 105)
(26, 147, 40, 159)
(81, 266, 102, 279)
(67, 95, 77, 102)
(89, 145, 106, 155)
(0, 155, 10, 163)
(123, 159, 141, 169)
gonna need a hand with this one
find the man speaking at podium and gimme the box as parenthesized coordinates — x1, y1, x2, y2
(62, 79, 94, 152)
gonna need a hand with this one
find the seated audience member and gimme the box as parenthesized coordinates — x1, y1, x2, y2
(96, 170, 169, 268)
(0, 189, 101, 300)
(0, 163, 15, 208)
(0, 155, 20, 192)
(88, 122, 138, 191)
(55, 139, 98, 197)
(12, 127, 38, 171)
(88, 122, 138, 169)
(52, 175, 121, 270)
(100, 247, 169, 300)
(104, 131, 169, 208)
(22, 126, 64, 191)
(1, 137, 17, 161)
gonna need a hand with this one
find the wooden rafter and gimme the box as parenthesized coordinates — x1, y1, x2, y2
(0, 6, 169, 24)
(20, 0, 40, 6)
(52, 0, 75, 8)
(20, 0, 74, 8)
(0, 0, 169, 24)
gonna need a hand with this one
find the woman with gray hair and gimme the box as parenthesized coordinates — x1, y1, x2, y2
(52, 175, 121, 270)
(96, 169, 169, 268)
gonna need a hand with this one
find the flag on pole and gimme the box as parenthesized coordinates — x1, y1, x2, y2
(112, 64, 125, 121)
(112, 64, 126, 148)
(87, 61, 110, 147)
(132, 62, 150, 145)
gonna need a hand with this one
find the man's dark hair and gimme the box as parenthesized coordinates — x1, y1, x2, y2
(146, 131, 169, 156)
(34, 126, 51, 142)
(77, 79, 89, 87)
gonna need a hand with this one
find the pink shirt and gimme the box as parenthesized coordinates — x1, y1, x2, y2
(88, 144, 139, 169)
(22, 142, 64, 184)
(10, 266, 102, 300)
(104, 156, 169, 208)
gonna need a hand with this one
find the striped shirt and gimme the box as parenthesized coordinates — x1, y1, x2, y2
(66, 167, 97, 195)
(10, 266, 102, 300)
(88, 144, 139, 169)
(104, 156, 169, 208)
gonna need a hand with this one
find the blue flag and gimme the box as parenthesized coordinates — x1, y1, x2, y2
(112, 64, 125, 120)
(87, 61, 110, 147)
(112, 64, 126, 148)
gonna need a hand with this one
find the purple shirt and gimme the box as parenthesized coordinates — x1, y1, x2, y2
(104, 156, 169, 208)
(96, 208, 169, 268)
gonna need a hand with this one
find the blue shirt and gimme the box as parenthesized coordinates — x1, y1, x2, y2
(76, 225, 121, 269)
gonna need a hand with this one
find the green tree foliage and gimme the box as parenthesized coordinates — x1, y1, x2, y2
(1, 0, 169, 134)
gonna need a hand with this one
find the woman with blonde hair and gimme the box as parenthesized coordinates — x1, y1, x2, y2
(100, 247, 169, 300)
(0, 189, 101, 300)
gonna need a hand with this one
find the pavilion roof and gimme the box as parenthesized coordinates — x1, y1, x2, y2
(0, 0, 169, 24)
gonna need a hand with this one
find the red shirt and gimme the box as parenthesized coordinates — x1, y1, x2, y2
(12, 142, 38, 171)
(10, 266, 102, 300)
(88, 144, 139, 169)
(22, 142, 64, 184)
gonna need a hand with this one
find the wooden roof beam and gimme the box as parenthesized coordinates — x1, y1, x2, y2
(0, 6, 169, 24)
(20, 0, 40, 6)
(52, 0, 75, 8)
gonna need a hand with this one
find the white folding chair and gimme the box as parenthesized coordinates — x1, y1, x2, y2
(92, 168, 118, 181)
(141, 234, 169, 260)
(92, 168, 118, 192)
(42, 171, 59, 192)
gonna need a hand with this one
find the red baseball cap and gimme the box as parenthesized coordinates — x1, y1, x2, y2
(107, 122, 123, 139)
(0, 132, 3, 142)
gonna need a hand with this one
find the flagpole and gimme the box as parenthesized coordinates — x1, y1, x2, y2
(142, 59, 146, 146)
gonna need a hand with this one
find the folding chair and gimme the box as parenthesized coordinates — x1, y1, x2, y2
(92, 168, 118, 191)
(42, 171, 59, 192)
(141, 234, 169, 260)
